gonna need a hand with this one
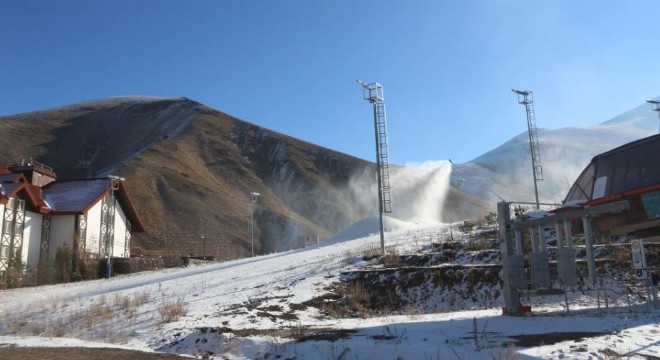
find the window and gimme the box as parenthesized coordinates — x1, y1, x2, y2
(593, 176, 607, 199)
(565, 163, 595, 203)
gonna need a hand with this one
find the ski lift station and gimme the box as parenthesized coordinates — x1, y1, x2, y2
(498, 130, 660, 315)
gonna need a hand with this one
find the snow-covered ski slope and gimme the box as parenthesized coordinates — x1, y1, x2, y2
(1, 219, 659, 359)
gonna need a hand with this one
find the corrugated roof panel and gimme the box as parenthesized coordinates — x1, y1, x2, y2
(44, 179, 109, 213)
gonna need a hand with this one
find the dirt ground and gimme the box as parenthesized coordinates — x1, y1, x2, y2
(0, 346, 187, 359)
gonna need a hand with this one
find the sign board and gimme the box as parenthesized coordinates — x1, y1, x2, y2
(631, 239, 647, 280)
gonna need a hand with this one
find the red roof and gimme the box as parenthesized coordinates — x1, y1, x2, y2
(0, 182, 50, 212)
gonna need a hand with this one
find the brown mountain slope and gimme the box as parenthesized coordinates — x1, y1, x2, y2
(0, 97, 374, 257)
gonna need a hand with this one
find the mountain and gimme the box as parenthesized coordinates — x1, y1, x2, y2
(452, 100, 658, 212)
(2, 95, 654, 257)
(0, 97, 378, 256)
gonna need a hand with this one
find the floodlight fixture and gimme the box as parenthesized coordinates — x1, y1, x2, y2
(647, 100, 660, 134)
(357, 80, 384, 104)
(107, 175, 125, 191)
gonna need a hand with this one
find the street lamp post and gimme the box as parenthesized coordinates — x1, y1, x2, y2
(201, 233, 206, 258)
(249, 192, 260, 257)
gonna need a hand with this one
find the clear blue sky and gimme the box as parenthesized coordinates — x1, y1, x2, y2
(2, 1, 660, 164)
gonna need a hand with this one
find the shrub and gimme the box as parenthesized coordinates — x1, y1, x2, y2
(3, 252, 26, 288)
(54, 245, 72, 283)
(485, 211, 498, 226)
(458, 220, 476, 233)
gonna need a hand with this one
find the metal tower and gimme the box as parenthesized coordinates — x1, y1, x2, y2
(249, 192, 260, 257)
(512, 89, 543, 209)
(646, 100, 660, 134)
(357, 80, 392, 254)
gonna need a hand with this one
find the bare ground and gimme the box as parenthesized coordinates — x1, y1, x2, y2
(0, 346, 187, 359)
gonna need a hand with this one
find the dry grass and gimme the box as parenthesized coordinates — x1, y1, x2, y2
(401, 303, 426, 315)
(43, 318, 68, 338)
(132, 290, 152, 307)
(2, 313, 27, 334)
(383, 247, 400, 267)
(348, 282, 371, 317)
(29, 321, 45, 335)
(350, 282, 369, 304)
(341, 249, 356, 265)
(158, 297, 187, 323)
(465, 237, 491, 251)
(114, 293, 132, 310)
(360, 245, 381, 259)
(0, 289, 158, 344)
(88, 300, 112, 322)
(287, 321, 308, 339)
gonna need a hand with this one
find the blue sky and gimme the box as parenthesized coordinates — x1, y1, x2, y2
(2, 1, 660, 164)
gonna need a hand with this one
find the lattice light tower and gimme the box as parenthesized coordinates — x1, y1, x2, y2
(249, 192, 260, 257)
(512, 89, 543, 210)
(102, 175, 123, 278)
(357, 80, 392, 254)
(646, 100, 660, 134)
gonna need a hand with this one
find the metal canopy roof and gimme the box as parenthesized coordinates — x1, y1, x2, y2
(565, 133, 660, 204)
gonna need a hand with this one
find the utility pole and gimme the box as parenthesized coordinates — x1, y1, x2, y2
(357, 80, 393, 254)
(512, 89, 543, 210)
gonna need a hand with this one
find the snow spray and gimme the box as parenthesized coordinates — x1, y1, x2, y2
(346, 160, 452, 223)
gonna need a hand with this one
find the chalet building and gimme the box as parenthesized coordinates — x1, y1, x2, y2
(0, 161, 144, 276)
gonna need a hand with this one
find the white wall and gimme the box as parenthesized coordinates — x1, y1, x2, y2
(48, 215, 75, 260)
(85, 201, 102, 255)
(112, 203, 128, 257)
(84, 197, 130, 258)
(22, 211, 43, 270)
(0, 203, 5, 261)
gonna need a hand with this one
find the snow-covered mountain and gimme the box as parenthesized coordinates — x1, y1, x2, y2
(0, 97, 381, 256)
(1, 95, 657, 255)
(453, 100, 658, 209)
